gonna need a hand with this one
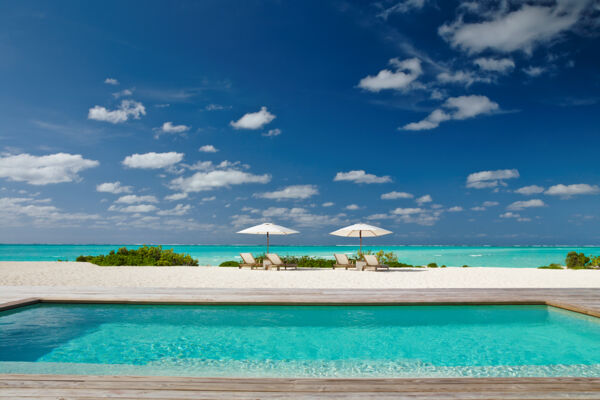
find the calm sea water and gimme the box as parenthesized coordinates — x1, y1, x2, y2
(1, 303, 599, 377)
(1, 244, 599, 267)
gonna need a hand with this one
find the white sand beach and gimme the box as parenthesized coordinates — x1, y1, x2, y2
(1, 261, 599, 289)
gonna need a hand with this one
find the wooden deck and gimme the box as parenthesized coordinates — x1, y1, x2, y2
(1, 287, 599, 398)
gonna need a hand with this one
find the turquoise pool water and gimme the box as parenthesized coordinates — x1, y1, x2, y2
(2, 244, 600, 267)
(1, 304, 599, 377)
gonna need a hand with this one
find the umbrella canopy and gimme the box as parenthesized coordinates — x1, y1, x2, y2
(237, 222, 299, 253)
(330, 223, 392, 252)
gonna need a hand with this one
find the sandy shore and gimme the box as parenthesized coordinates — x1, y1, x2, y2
(0, 261, 599, 289)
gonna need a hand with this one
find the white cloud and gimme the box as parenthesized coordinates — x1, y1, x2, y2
(104, 78, 119, 85)
(255, 185, 318, 201)
(0, 153, 99, 185)
(170, 170, 271, 193)
(523, 66, 546, 77)
(378, 0, 427, 19)
(402, 95, 499, 131)
(263, 128, 282, 137)
(436, 70, 491, 86)
(391, 207, 423, 215)
(381, 191, 413, 200)
(471, 206, 486, 211)
(515, 185, 545, 195)
(448, 206, 463, 212)
(115, 195, 158, 204)
(230, 106, 275, 130)
(366, 213, 393, 220)
(507, 199, 545, 210)
(96, 181, 132, 194)
(232, 206, 345, 228)
(358, 58, 422, 92)
(108, 204, 158, 213)
(466, 168, 519, 189)
(439, 1, 590, 54)
(158, 121, 190, 134)
(164, 192, 188, 201)
(334, 170, 392, 184)
(122, 152, 184, 169)
(157, 204, 191, 216)
(474, 57, 515, 73)
(416, 194, 432, 205)
(0, 197, 100, 227)
(545, 184, 600, 197)
(199, 145, 218, 153)
(205, 104, 229, 111)
(112, 89, 133, 98)
(201, 196, 216, 202)
(482, 201, 499, 207)
(88, 100, 146, 124)
(500, 211, 531, 222)
(345, 204, 360, 210)
(322, 202, 334, 207)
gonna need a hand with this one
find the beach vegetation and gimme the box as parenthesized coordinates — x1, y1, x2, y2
(427, 262, 438, 268)
(219, 260, 240, 267)
(538, 263, 563, 269)
(462, 265, 470, 268)
(564, 251, 599, 269)
(76, 246, 198, 266)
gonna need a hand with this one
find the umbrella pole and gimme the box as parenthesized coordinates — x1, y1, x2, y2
(267, 232, 269, 254)
(359, 231, 362, 254)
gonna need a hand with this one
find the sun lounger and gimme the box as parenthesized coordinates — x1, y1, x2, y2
(362, 254, 389, 271)
(266, 253, 297, 270)
(333, 253, 354, 269)
(239, 253, 262, 269)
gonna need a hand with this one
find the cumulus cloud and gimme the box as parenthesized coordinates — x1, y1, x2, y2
(402, 95, 499, 131)
(154, 121, 191, 139)
(500, 211, 531, 222)
(545, 183, 600, 197)
(96, 181, 132, 194)
(0, 153, 99, 185)
(448, 206, 463, 212)
(108, 204, 158, 213)
(322, 202, 334, 207)
(466, 168, 519, 189)
(88, 100, 146, 124)
(358, 58, 422, 92)
(515, 185, 545, 195)
(474, 57, 515, 73)
(170, 169, 271, 193)
(523, 66, 546, 77)
(230, 107, 275, 130)
(164, 192, 188, 201)
(334, 170, 392, 184)
(112, 89, 133, 98)
(231, 206, 345, 228)
(381, 191, 413, 200)
(416, 194, 432, 205)
(391, 207, 423, 215)
(255, 185, 318, 201)
(0, 197, 100, 227)
(157, 204, 191, 216)
(205, 104, 230, 111)
(122, 152, 184, 169)
(345, 204, 360, 210)
(436, 70, 491, 86)
(115, 195, 158, 204)
(507, 199, 545, 210)
(104, 78, 119, 85)
(439, 1, 591, 54)
(482, 201, 499, 207)
(199, 145, 218, 153)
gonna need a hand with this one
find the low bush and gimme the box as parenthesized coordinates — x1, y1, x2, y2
(219, 260, 240, 267)
(462, 265, 470, 268)
(538, 263, 563, 269)
(427, 262, 438, 268)
(565, 251, 599, 269)
(77, 246, 198, 266)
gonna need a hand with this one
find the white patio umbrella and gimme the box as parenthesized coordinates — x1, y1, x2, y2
(330, 223, 392, 252)
(237, 222, 299, 253)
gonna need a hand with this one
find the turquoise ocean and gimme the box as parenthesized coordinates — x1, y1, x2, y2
(1, 244, 599, 268)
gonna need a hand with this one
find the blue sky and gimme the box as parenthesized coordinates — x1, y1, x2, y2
(0, 0, 599, 245)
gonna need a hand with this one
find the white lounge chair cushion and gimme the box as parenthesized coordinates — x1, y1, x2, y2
(363, 254, 379, 266)
(334, 253, 350, 265)
(266, 253, 283, 265)
(240, 253, 256, 264)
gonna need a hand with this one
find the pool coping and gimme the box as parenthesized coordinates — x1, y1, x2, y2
(1, 287, 600, 398)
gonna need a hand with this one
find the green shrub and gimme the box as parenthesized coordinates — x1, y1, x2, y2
(538, 263, 563, 269)
(565, 251, 590, 268)
(462, 265, 470, 268)
(441, 265, 447, 268)
(77, 246, 198, 266)
(387, 261, 418, 268)
(427, 262, 438, 268)
(219, 260, 240, 267)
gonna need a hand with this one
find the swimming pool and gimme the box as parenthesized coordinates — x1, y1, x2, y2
(1, 304, 599, 378)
